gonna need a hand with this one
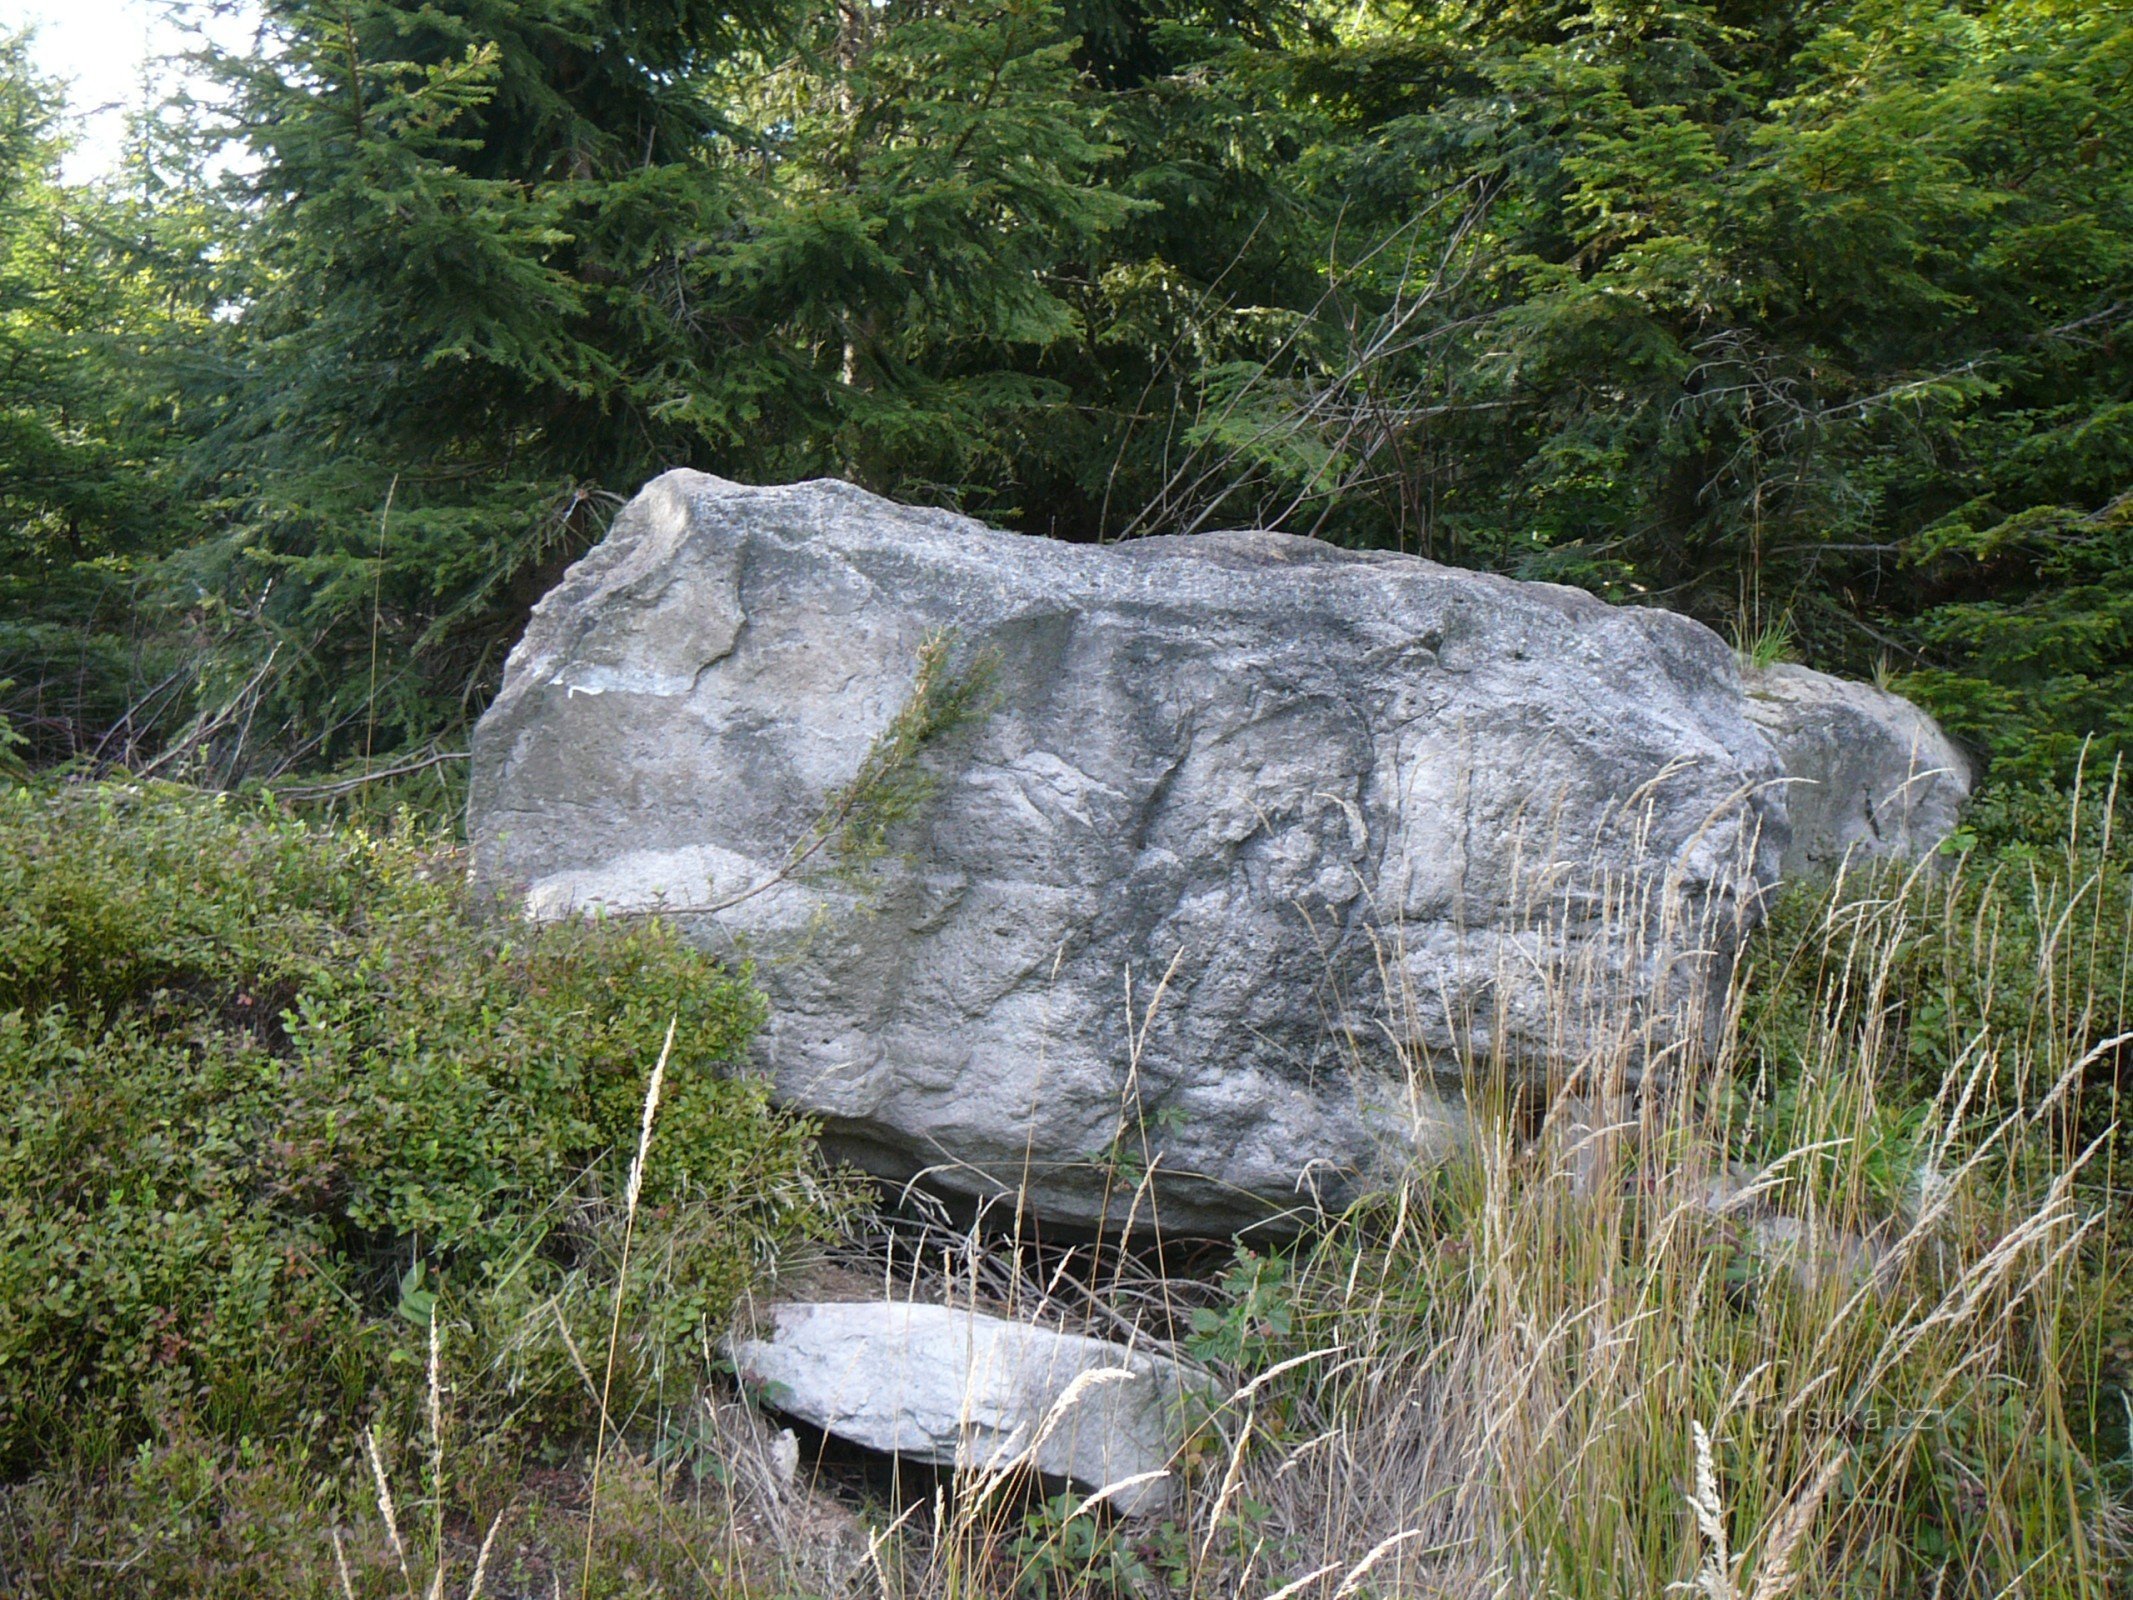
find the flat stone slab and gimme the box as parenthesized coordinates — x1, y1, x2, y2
(731, 1301, 1208, 1515)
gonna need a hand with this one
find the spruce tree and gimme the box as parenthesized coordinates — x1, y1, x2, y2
(183, 0, 780, 762)
(0, 31, 201, 763)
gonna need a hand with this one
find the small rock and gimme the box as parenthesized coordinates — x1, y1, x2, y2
(1745, 1215, 1892, 1295)
(732, 1301, 1211, 1515)
(1698, 1163, 1896, 1294)
(769, 1426, 801, 1488)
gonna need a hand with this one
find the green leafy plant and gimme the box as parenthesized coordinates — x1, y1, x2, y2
(1186, 1248, 1295, 1369)
(814, 630, 1001, 877)
(1009, 1491, 1155, 1599)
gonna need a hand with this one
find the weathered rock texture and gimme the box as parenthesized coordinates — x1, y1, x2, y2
(731, 1302, 1206, 1515)
(1743, 663, 1972, 878)
(472, 472, 1789, 1230)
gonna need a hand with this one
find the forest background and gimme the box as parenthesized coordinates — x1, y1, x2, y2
(2, 0, 2129, 795)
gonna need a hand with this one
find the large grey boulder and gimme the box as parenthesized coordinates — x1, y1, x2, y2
(731, 1301, 1207, 1515)
(470, 471, 1786, 1231)
(1743, 663, 1972, 877)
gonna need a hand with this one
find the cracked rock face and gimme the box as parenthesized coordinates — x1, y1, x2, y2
(1742, 663, 1973, 878)
(731, 1302, 1206, 1516)
(471, 471, 1789, 1231)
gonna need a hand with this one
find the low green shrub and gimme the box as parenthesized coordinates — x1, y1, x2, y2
(0, 779, 846, 1484)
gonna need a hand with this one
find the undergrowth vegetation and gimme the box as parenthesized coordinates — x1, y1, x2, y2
(0, 774, 2127, 1596)
(4, 0, 2129, 1583)
(0, 780, 848, 1594)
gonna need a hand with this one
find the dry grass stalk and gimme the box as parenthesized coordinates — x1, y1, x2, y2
(579, 1014, 676, 1592)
